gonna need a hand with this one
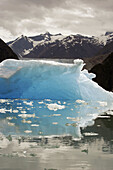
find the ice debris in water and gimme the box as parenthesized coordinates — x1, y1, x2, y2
(22, 119, 32, 124)
(0, 59, 112, 101)
(24, 130, 32, 134)
(0, 99, 9, 103)
(13, 110, 18, 113)
(46, 103, 65, 111)
(18, 113, 35, 119)
(0, 108, 6, 113)
(31, 124, 39, 127)
(76, 100, 86, 104)
(23, 101, 33, 106)
(8, 122, 15, 126)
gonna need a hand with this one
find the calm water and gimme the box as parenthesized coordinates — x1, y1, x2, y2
(0, 99, 113, 170)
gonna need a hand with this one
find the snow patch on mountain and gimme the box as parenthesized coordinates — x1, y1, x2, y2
(98, 31, 113, 45)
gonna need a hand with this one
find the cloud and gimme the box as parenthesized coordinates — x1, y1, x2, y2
(0, 0, 113, 41)
(82, 0, 113, 12)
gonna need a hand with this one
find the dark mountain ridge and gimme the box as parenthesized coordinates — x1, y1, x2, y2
(0, 38, 18, 62)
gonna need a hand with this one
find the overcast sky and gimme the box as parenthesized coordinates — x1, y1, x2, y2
(0, 0, 113, 42)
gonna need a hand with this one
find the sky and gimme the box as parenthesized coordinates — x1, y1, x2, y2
(0, 0, 113, 42)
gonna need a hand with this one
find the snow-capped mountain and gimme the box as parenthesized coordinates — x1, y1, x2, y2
(7, 31, 113, 59)
(98, 31, 113, 45)
(7, 35, 34, 57)
(7, 32, 64, 57)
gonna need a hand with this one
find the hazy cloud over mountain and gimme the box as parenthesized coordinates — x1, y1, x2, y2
(0, 0, 113, 41)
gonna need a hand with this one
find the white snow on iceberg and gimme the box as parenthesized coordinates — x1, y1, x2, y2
(0, 59, 113, 101)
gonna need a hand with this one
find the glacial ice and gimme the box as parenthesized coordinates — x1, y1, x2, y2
(0, 59, 113, 101)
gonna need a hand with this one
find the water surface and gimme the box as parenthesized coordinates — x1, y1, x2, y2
(0, 99, 113, 170)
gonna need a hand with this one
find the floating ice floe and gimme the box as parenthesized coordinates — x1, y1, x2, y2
(31, 124, 39, 127)
(18, 113, 35, 119)
(46, 103, 65, 111)
(24, 130, 32, 134)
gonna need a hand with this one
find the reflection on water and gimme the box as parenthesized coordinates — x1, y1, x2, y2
(0, 99, 113, 170)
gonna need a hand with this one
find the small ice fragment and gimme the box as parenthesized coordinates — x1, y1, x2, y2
(6, 117, 13, 120)
(52, 122, 58, 125)
(21, 110, 27, 114)
(13, 110, 19, 113)
(31, 124, 39, 127)
(65, 123, 71, 126)
(97, 125, 101, 127)
(63, 102, 66, 104)
(23, 101, 33, 106)
(38, 101, 43, 104)
(18, 113, 35, 118)
(46, 103, 65, 111)
(0, 108, 6, 113)
(66, 117, 80, 121)
(76, 100, 86, 104)
(45, 99, 52, 102)
(58, 101, 61, 104)
(24, 130, 32, 133)
(0, 99, 8, 103)
(8, 122, 15, 126)
(22, 119, 32, 124)
(52, 114, 61, 117)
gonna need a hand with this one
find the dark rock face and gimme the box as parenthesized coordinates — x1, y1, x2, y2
(90, 52, 113, 91)
(0, 38, 18, 62)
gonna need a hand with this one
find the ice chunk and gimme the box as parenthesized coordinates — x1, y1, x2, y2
(0, 59, 112, 101)
(46, 103, 65, 111)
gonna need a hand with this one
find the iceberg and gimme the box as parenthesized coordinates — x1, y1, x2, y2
(0, 59, 112, 101)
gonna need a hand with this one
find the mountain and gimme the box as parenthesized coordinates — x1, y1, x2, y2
(8, 32, 105, 59)
(97, 40, 113, 56)
(90, 52, 113, 91)
(83, 54, 108, 70)
(83, 33, 113, 70)
(7, 35, 34, 58)
(98, 31, 113, 45)
(0, 38, 18, 62)
(7, 32, 63, 57)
